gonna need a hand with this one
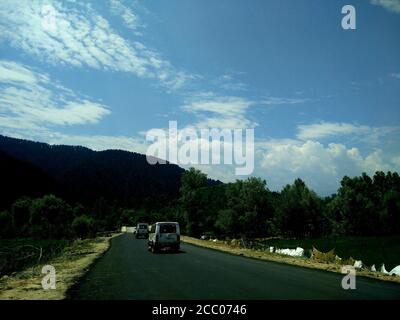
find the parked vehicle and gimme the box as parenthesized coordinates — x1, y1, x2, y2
(148, 222, 180, 253)
(136, 223, 149, 239)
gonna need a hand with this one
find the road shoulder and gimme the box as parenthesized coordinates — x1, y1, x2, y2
(181, 236, 400, 285)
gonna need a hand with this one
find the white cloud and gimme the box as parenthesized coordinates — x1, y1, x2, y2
(0, 0, 192, 90)
(109, 0, 142, 32)
(180, 94, 311, 130)
(183, 96, 252, 117)
(297, 122, 371, 140)
(0, 61, 43, 84)
(0, 60, 110, 127)
(215, 73, 248, 92)
(0, 115, 45, 132)
(194, 117, 255, 129)
(261, 97, 309, 106)
(189, 163, 238, 183)
(296, 122, 399, 143)
(390, 73, 400, 79)
(182, 95, 256, 129)
(371, 0, 400, 13)
(258, 139, 400, 195)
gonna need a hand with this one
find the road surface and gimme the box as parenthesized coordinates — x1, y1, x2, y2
(69, 234, 400, 299)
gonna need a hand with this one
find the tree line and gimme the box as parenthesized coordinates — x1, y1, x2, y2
(0, 194, 176, 239)
(178, 168, 400, 239)
(1, 168, 399, 240)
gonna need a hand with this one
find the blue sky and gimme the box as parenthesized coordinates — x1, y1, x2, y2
(0, 0, 399, 195)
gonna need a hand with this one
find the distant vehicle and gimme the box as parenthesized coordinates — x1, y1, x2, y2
(148, 222, 180, 253)
(126, 226, 136, 233)
(136, 223, 149, 239)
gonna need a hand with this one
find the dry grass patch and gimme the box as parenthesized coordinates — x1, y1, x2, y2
(0, 234, 118, 300)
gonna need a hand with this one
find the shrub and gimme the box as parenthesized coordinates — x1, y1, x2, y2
(72, 215, 96, 238)
(0, 210, 14, 238)
(11, 197, 32, 236)
(29, 195, 73, 239)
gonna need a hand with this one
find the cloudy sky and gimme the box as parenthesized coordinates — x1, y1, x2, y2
(0, 0, 399, 195)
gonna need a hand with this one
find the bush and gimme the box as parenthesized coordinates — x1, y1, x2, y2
(29, 195, 73, 239)
(0, 211, 14, 238)
(215, 209, 235, 237)
(72, 215, 96, 238)
(11, 197, 32, 236)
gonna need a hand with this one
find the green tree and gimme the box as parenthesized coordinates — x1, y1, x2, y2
(216, 178, 273, 238)
(29, 195, 73, 238)
(179, 168, 208, 237)
(215, 209, 235, 237)
(328, 172, 400, 236)
(72, 203, 86, 218)
(119, 209, 137, 226)
(330, 174, 378, 235)
(72, 215, 96, 238)
(377, 172, 400, 235)
(275, 179, 324, 238)
(227, 177, 273, 237)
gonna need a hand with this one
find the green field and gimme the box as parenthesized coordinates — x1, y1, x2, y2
(252, 236, 400, 271)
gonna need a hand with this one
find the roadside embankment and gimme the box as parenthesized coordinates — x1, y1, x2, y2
(0, 234, 119, 300)
(181, 236, 400, 284)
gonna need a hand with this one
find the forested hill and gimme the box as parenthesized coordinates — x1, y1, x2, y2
(0, 150, 56, 210)
(0, 135, 191, 210)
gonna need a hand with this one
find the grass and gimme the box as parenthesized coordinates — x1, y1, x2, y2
(0, 235, 116, 300)
(0, 239, 70, 277)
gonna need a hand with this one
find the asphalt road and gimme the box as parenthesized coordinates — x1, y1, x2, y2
(69, 234, 400, 300)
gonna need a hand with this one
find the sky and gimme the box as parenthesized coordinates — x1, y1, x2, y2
(0, 0, 399, 195)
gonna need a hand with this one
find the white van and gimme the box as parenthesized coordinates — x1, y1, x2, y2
(148, 222, 180, 253)
(136, 223, 149, 239)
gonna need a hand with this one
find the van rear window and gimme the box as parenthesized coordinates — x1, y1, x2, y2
(159, 224, 176, 233)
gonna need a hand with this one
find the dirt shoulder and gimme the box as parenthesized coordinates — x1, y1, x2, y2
(0, 234, 119, 300)
(181, 236, 400, 285)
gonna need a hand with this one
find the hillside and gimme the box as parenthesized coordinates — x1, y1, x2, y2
(0, 135, 187, 209)
(0, 151, 56, 210)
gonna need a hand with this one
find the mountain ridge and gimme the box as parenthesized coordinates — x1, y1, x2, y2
(0, 135, 204, 210)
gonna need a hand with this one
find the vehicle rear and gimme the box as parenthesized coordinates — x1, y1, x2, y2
(148, 222, 180, 252)
(136, 223, 149, 239)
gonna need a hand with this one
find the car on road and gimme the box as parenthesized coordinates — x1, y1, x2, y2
(148, 222, 180, 253)
(136, 223, 149, 239)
